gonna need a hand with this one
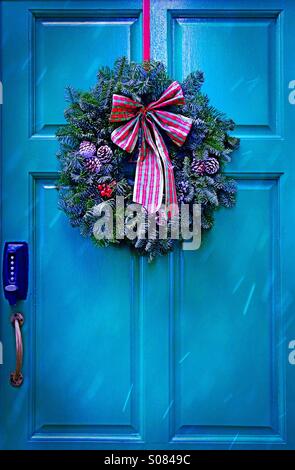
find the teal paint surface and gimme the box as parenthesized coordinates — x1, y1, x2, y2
(1, 0, 295, 450)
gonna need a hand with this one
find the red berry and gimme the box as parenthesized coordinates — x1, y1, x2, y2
(98, 185, 102, 190)
(101, 191, 106, 196)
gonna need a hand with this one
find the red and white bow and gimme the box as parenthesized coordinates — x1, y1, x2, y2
(109, 81, 192, 214)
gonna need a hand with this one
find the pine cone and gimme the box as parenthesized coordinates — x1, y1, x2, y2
(84, 156, 101, 174)
(79, 141, 96, 157)
(205, 158, 219, 175)
(192, 159, 206, 175)
(97, 145, 113, 164)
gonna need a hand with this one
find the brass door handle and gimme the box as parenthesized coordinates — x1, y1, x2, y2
(10, 313, 24, 387)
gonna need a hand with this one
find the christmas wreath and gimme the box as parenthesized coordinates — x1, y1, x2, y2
(57, 58, 239, 260)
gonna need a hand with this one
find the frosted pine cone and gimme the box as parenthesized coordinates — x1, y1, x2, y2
(79, 141, 96, 157)
(204, 158, 219, 175)
(192, 159, 206, 175)
(97, 145, 113, 164)
(84, 156, 101, 174)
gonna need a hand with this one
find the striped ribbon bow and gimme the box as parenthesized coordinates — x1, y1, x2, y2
(110, 81, 193, 215)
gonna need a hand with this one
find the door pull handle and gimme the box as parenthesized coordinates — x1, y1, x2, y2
(10, 313, 24, 387)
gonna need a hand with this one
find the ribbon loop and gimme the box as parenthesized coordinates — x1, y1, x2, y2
(110, 81, 192, 214)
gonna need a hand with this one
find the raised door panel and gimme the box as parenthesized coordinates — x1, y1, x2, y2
(169, 13, 281, 137)
(30, 178, 141, 442)
(170, 178, 283, 444)
(31, 11, 141, 137)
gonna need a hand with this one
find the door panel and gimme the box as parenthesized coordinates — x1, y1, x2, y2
(170, 13, 280, 137)
(32, 11, 141, 137)
(171, 179, 283, 444)
(0, 0, 145, 450)
(32, 180, 141, 441)
(151, 0, 295, 449)
(1, 0, 295, 450)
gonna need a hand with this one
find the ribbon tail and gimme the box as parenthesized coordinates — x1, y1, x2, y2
(150, 122, 179, 217)
(133, 144, 163, 214)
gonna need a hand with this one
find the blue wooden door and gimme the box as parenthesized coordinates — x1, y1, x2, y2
(1, 0, 295, 450)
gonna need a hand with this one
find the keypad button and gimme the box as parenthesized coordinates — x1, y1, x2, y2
(5, 285, 17, 292)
